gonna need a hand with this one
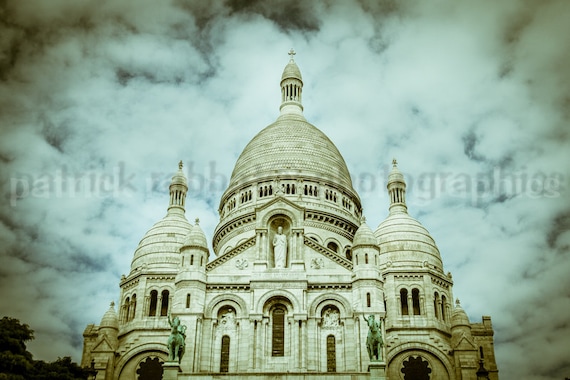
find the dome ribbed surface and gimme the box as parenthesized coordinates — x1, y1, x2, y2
(388, 165, 405, 184)
(281, 60, 302, 81)
(228, 114, 353, 190)
(131, 213, 191, 269)
(451, 303, 471, 327)
(374, 212, 441, 261)
(182, 222, 208, 249)
(353, 222, 377, 247)
(100, 303, 118, 329)
(171, 169, 187, 186)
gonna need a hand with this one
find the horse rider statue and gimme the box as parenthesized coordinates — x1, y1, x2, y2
(363, 315, 384, 361)
(167, 314, 187, 363)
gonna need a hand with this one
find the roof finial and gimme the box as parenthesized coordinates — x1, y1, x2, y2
(455, 298, 461, 306)
(360, 215, 367, 224)
(392, 158, 398, 168)
(288, 48, 296, 61)
(178, 160, 183, 170)
(195, 217, 200, 225)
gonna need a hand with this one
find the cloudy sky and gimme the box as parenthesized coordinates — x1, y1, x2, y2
(1, 0, 569, 378)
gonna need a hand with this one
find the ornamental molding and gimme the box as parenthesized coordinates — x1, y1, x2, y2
(207, 236, 256, 272)
(304, 237, 353, 271)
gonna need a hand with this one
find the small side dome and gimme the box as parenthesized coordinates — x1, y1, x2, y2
(353, 219, 378, 247)
(374, 212, 443, 269)
(451, 299, 471, 328)
(181, 218, 208, 250)
(100, 302, 119, 330)
(131, 213, 192, 270)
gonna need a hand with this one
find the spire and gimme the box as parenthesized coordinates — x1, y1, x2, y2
(168, 160, 188, 215)
(280, 49, 304, 115)
(387, 158, 408, 214)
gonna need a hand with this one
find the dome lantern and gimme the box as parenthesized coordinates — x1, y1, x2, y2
(168, 160, 188, 215)
(279, 49, 304, 115)
(387, 158, 407, 214)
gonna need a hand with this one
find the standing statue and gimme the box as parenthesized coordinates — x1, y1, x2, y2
(363, 315, 384, 361)
(167, 314, 187, 363)
(273, 226, 287, 268)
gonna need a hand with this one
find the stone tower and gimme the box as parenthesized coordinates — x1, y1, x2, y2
(82, 52, 498, 379)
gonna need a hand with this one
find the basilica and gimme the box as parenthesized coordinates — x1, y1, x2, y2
(82, 53, 499, 379)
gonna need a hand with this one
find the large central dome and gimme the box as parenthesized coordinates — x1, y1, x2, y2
(228, 113, 354, 190)
(213, 53, 362, 255)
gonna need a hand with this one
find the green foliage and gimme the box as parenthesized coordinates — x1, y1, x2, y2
(0, 317, 90, 380)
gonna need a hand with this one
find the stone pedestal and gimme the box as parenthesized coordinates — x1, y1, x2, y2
(368, 361, 387, 380)
(162, 361, 180, 380)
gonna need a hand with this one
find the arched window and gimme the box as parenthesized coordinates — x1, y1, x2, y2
(441, 295, 447, 321)
(366, 292, 371, 307)
(220, 335, 230, 373)
(124, 297, 130, 322)
(434, 292, 440, 319)
(365, 253, 369, 264)
(345, 248, 352, 261)
(327, 242, 339, 253)
(149, 290, 158, 316)
(326, 335, 336, 372)
(272, 306, 285, 356)
(130, 294, 137, 321)
(190, 255, 194, 265)
(186, 293, 191, 309)
(412, 288, 421, 315)
(400, 289, 409, 315)
(160, 290, 169, 316)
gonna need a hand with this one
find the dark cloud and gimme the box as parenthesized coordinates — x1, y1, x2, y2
(225, 0, 320, 33)
(547, 211, 570, 250)
(0, 1, 569, 378)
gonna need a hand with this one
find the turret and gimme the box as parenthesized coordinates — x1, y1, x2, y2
(99, 301, 119, 346)
(279, 48, 304, 115)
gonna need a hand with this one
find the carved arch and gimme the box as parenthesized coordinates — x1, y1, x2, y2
(309, 293, 353, 318)
(386, 344, 454, 380)
(204, 294, 248, 319)
(114, 344, 168, 380)
(255, 289, 301, 314)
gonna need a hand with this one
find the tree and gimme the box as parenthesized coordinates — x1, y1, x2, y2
(0, 317, 34, 379)
(0, 317, 90, 380)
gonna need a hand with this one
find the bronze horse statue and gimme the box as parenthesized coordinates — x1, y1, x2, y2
(167, 315, 186, 363)
(364, 315, 383, 361)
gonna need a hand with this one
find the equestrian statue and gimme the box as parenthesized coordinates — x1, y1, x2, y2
(363, 315, 384, 361)
(167, 314, 187, 363)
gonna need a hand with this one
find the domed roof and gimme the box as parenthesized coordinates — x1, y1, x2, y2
(227, 114, 354, 190)
(374, 211, 442, 265)
(100, 302, 118, 330)
(281, 60, 302, 82)
(353, 220, 378, 247)
(451, 299, 471, 327)
(171, 161, 187, 186)
(181, 218, 208, 250)
(131, 213, 191, 270)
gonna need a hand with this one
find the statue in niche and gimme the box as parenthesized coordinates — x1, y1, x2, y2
(220, 308, 236, 330)
(273, 226, 288, 268)
(322, 307, 340, 328)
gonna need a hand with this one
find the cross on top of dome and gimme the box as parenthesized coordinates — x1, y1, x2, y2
(288, 48, 296, 61)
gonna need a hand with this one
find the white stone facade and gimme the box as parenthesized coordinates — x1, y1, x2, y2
(82, 54, 498, 380)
